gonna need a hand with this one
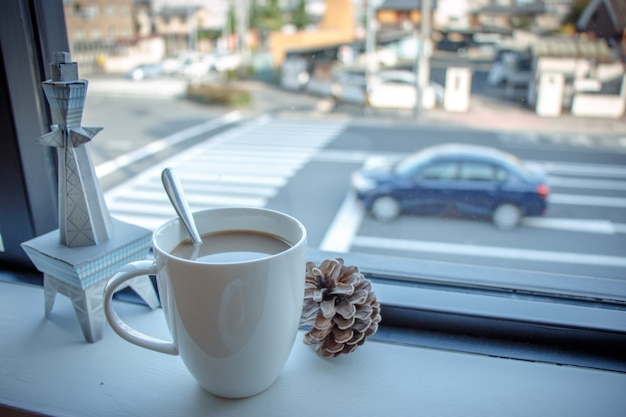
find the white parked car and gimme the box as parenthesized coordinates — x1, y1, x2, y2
(124, 63, 163, 81)
(368, 70, 444, 109)
(331, 69, 444, 109)
(212, 52, 241, 72)
(180, 55, 215, 79)
(161, 51, 202, 75)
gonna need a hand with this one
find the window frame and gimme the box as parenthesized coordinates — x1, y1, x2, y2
(1, 0, 624, 374)
(0, 0, 68, 268)
(308, 248, 626, 372)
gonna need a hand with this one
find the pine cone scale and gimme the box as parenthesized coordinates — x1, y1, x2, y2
(332, 326, 354, 343)
(301, 258, 382, 357)
(334, 314, 355, 330)
(314, 312, 333, 330)
(320, 299, 336, 318)
(335, 299, 356, 319)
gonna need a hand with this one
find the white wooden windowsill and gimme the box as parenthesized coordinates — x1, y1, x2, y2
(1, 280, 624, 417)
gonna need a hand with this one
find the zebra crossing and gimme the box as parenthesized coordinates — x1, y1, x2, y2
(103, 115, 347, 230)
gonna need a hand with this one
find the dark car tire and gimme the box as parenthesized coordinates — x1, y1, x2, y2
(493, 203, 522, 230)
(371, 196, 400, 222)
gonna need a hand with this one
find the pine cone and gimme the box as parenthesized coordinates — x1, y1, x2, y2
(301, 258, 381, 357)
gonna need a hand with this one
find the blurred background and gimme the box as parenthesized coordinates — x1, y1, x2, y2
(57, 0, 626, 284)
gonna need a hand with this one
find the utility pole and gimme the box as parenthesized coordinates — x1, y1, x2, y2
(188, 5, 198, 52)
(414, 0, 431, 119)
(234, 0, 250, 75)
(365, 0, 378, 110)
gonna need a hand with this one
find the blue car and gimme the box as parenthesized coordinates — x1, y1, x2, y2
(351, 143, 549, 229)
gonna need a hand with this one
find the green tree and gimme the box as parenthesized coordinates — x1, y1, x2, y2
(560, 0, 589, 34)
(291, 0, 310, 30)
(263, 0, 283, 31)
(249, 0, 263, 30)
(228, 6, 237, 34)
(564, 0, 590, 25)
(248, 0, 282, 31)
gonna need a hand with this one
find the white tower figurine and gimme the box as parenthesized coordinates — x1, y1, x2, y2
(37, 52, 112, 247)
(21, 52, 159, 343)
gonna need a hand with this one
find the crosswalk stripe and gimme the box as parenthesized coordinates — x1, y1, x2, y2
(95, 111, 242, 178)
(549, 194, 626, 208)
(527, 161, 626, 178)
(110, 189, 266, 208)
(181, 163, 300, 176)
(136, 181, 277, 197)
(186, 154, 307, 165)
(521, 218, 623, 234)
(104, 117, 347, 230)
(547, 177, 626, 191)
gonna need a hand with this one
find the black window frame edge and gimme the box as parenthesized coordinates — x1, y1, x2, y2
(0, 0, 68, 268)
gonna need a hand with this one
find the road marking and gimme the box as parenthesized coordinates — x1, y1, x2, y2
(104, 117, 347, 229)
(137, 180, 277, 197)
(352, 236, 626, 268)
(547, 177, 626, 191)
(109, 192, 265, 212)
(314, 150, 402, 163)
(549, 194, 626, 208)
(319, 191, 365, 252)
(527, 161, 626, 178)
(95, 110, 242, 178)
(521, 218, 625, 234)
(321, 192, 626, 256)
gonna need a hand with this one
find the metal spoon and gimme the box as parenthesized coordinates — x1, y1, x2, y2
(161, 167, 202, 246)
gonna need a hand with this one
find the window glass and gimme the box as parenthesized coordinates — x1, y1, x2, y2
(459, 162, 494, 181)
(52, 0, 626, 294)
(420, 161, 458, 180)
(495, 167, 508, 183)
(3, 0, 625, 363)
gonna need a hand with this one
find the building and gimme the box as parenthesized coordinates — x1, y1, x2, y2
(376, 0, 436, 31)
(577, 0, 626, 61)
(153, 5, 212, 53)
(527, 37, 625, 118)
(63, 0, 135, 47)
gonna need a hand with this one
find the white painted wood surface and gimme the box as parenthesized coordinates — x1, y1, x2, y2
(1, 281, 625, 417)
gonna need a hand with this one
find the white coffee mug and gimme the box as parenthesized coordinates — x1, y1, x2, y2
(103, 207, 306, 398)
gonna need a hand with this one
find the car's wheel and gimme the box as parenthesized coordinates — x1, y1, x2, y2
(493, 203, 522, 230)
(371, 196, 400, 222)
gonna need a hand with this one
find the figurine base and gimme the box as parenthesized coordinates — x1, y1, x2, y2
(21, 218, 159, 342)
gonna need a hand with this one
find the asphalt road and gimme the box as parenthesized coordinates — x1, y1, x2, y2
(306, 123, 626, 280)
(83, 94, 240, 191)
(87, 90, 626, 282)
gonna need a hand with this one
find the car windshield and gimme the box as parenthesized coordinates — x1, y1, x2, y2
(394, 151, 432, 177)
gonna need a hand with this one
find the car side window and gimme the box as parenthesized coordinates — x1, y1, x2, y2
(495, 167, 508, 183)
(419, 161, 458, 180)
(459, 162, 495, 181)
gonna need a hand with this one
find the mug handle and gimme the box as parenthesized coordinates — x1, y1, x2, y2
(103, 260, 178, 355)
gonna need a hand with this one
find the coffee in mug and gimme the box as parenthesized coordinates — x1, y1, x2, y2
(171, 230, 291, 263)
(103, 208, 306, 398)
